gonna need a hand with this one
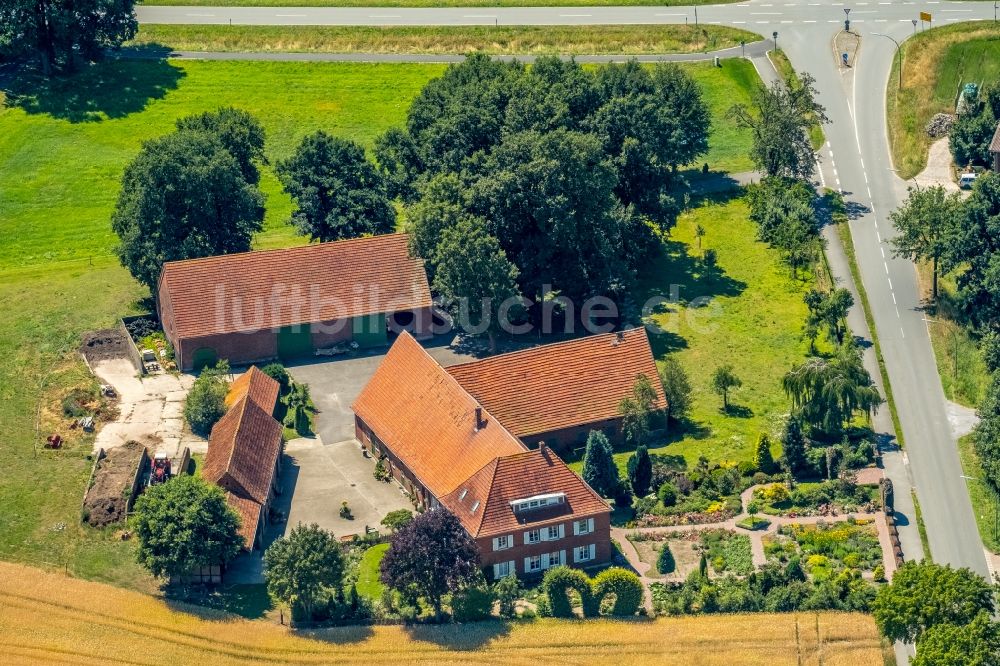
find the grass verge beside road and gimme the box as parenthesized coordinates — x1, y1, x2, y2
(131, 24, 759, 56)
(958, 434, 1000, 554)
(834, 217, 906, 448)
(886, 22, 1000, 179)
(0, 560, 886, 664)
(767, 48, 825, 151)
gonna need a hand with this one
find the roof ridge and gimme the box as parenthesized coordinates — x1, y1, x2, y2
(395, 332, 528, 457)
(448, 328, 644, 371)
(162, 232, 409, 272)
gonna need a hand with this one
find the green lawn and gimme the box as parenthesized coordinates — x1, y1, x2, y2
(0, 57, 756, 587)
(568, 193, 819, 474)
(356, 543, 388, 600)
(132, 24, 758, 56)
(887, 23, 1000, 179)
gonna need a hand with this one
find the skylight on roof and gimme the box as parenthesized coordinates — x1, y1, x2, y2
(459, 489, 468, 501)
(471, 501, 480, 513)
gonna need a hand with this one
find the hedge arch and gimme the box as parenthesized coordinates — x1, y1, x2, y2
(592, 567, 644, 616)
(541, 566, 598, 618)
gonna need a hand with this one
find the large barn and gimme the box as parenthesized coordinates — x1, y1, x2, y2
(157, 234, 434, 371)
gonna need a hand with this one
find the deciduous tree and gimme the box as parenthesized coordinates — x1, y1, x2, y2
(264, 524, 345, 619)
(0, 0, 137, 75)
(712, 365, 742, 410)
(782, 342, 881, 436)
(728, 74, 829, 180)
(912, 613, 1000, 666)
(183, 361, 230, 436)
(176, 107, 267, 185)
(112, 129, 264, 293)
(277, 131, 395, 243)
(889, 185, 962, 300)
(432, 217, 522, 353)
(659, 356, 692, 423)
(131, 476, 243, 580)
(872, 561, 994, 643)
(379, 509, 480, 620)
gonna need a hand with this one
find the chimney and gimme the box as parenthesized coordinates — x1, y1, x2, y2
(475, 406, 486, 431)
(539, 441, 547, 456)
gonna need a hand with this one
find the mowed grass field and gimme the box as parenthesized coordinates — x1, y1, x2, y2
(0, 58, 757, 587)
(639, 194, 818, 469)
(0, 561, 886, 666)
(132, 24, 759, 55)
(887, 22, 1000, 179)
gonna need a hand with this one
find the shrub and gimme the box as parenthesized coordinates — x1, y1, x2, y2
(657, 543, 676, 574)
(542, 565, 597, 618)
(757, 483, 790, 504)
(657, 481, 679, 507)
(451, 586, 495, 622)
(183, 361, 230, 436)
(593, 567, 644, 616)
(261, 363, 290, 391)
(494, 574, 521, 619)
(737, 460, 757, 477)
(373, 457, 391, 482)
(380, 509, 413, 532)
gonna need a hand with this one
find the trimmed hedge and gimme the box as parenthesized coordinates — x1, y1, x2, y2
(592, 567, 644, 616)
(542, 566, 598, 618)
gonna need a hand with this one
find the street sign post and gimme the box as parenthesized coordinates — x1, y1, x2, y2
(920, 10, 932, 29)
(844, 7, 851, 32)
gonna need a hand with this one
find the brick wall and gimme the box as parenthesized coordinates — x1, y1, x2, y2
(177, 330, 279, 371)
(478, 511, 612, 580)
(355, 416, 430, 509)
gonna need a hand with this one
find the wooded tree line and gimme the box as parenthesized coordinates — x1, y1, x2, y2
(951, 83, 1000, 170)
(381, 54, 712, 324)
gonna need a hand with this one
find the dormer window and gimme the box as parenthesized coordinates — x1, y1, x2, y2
(510, 492, 566, 513)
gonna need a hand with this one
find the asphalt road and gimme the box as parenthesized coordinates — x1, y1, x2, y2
(135, 0, 998, 577)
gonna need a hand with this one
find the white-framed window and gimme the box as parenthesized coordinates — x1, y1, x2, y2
(573, 518, 594, 536)
(546, 524, 564, 541)
(543, 551, 563, 569)
(493, 534, 512, 551)
(525, 529, 541, 544)
(574, 544, 596, 563)
(493, 560, 515, 578)
(525, 555, 542, 573)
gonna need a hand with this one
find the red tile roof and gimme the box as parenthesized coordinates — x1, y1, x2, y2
(225, 366, 280, 412)
(351, 332, 526, 498)
(446, 329, 665, 438)
(205, 373, 282, 549)
(158, 233, 432, 341)
(225, 491, 263, 550)
(440, 447, 609, 538)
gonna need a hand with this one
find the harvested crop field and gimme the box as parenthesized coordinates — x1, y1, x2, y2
(82, 441, 145, 527)
(0, 561, 886, 665)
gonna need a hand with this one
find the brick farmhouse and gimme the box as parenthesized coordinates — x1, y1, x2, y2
(447, 328, 667, 454)
(352, 329, 666, 580)
(203, 366, 283, 551)
(157, 234, 434, 371)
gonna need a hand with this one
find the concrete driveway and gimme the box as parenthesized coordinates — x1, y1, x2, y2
(287, 336, 478, 445)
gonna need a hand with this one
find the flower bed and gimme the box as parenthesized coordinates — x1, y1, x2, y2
(763, 519, 883, 581)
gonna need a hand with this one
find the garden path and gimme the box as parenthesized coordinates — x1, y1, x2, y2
(611, 479, 898, 610)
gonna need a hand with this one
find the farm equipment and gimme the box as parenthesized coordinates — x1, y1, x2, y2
(148, 452, 172, 486)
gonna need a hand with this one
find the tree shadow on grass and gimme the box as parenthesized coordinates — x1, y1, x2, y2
(402, 620, 512, 651)
(163, 583, 273, 621)
(2, 52, 185, 123)
(720, 404, 754, 419)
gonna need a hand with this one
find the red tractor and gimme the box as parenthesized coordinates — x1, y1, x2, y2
(149, 452, 172, 486)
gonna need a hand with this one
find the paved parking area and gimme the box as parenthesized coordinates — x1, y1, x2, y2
(228, 337, 479, 584)
(287, 336, 478, 444)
